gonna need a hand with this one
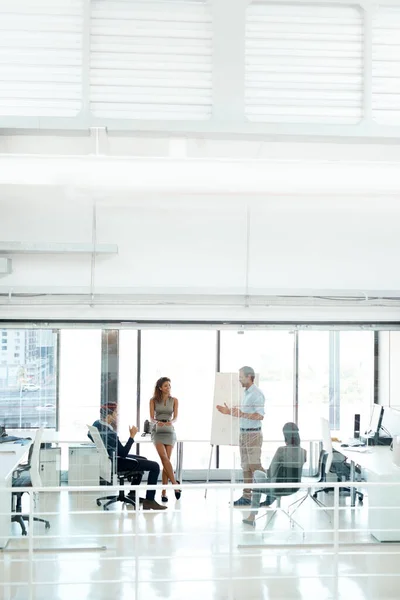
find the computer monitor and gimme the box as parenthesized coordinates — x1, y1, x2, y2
(369, 404, 384, 436)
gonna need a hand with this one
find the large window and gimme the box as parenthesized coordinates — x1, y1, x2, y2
(338, 331, 374, 436)
(0, 324, 377, 474)
(140, 330, 217, 468)
(298, 331, 374, 437)
(0, 329, 57, 429)
(219, 330, 295, 467)
(298, 331, 330, 437)
(58, 330, 101, 438)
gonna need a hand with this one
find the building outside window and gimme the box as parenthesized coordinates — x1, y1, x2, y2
(0, 329, 58, 429)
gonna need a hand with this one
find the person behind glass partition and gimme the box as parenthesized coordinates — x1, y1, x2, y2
(149, 377, 181, 502)
(216, 366, 266, 506)
(90, 403, 167, 511)
(242, 421, 307, 526)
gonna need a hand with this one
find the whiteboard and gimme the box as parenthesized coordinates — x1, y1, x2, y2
(210, 372, 259, 446)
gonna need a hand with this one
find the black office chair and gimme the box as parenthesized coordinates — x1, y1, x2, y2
(97, 469, 143, 511)
(87, 425, 144, 511)
(11, 428, 50, 536)
(312, 449, 364, 503)
(289, 449, 332, 516)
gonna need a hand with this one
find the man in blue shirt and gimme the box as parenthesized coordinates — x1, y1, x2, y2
(216, 366, 265, 506)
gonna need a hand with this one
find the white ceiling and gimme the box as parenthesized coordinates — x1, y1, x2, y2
(0, 0, 400, 141)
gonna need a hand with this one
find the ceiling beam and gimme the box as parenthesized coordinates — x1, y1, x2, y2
(0, 155, 400, 194)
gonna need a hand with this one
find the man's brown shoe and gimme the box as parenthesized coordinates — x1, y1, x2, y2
(142, 499, 167, 511)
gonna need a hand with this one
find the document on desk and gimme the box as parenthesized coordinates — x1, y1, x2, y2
(347, 447, 369, 453)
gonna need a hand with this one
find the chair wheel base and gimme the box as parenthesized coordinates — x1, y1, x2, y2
(96, 499, 102, 507)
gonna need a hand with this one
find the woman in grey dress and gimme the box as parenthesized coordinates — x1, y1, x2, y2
(149, 377, 181, 502)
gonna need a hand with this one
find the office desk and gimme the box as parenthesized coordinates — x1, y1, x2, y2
(7, 430, 188, 484)
(0, 443, 31, 549)
(333, 443, 400, 542)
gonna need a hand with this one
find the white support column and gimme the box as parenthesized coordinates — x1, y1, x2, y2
(210, 0, 250, 126)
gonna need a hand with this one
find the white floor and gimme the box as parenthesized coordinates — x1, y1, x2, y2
(1, 485, 400, 600)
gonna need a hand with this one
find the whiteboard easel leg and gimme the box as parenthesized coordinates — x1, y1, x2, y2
(204, 445, 214, 499)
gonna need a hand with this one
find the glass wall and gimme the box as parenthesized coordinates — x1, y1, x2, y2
(140, 330, 217, 467)
(0, 328, 57, 428)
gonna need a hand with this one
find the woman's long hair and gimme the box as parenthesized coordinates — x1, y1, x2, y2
(283, 422, 301, 446)
(151, 377, 171, 404)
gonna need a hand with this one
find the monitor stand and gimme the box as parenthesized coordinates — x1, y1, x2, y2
(360, 427, 392, 446)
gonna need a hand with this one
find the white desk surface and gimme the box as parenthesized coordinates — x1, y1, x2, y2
(6, 429, 209, 445)
(8, 429, 319, 446)
(333, 442, 400, 477)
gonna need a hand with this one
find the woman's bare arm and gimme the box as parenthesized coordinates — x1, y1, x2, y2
(171, 398, 179, 424)
(149, 399, 157, 423)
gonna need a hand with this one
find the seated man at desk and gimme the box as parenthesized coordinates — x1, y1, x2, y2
(242, 422, 307, 526)
(89, 403, 166, 511)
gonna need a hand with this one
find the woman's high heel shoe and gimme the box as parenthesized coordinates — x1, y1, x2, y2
(161, 495, 168, 503)
(174, 481, 181, 500)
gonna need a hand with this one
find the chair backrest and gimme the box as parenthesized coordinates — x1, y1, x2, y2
(321, 417, 333, 473)
(29, 427, 45, 488)
(273, 446, 307, 498)
(317, 448, 329, 482)
(87, 424, 113, 483)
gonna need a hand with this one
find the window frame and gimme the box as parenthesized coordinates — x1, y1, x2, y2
(0, 322, 381, 455)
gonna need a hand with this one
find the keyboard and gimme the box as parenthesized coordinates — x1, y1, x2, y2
(346, 438, 365, 447)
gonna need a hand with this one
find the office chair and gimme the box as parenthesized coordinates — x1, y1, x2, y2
(312, 418, 363, 504)
(289, 448, 332, 521)
(11, 427, 51, 536)
(312, 449, 364, 504)
(255, 462, 306, 534)
(87, 425, 143, 511)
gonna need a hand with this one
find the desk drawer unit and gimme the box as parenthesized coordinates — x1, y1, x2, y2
(39, 448, 61, 487)
(68, 445, 100, 486)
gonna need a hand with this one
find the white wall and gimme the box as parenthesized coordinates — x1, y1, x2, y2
(379, 332, 400, 411)
(1, 193, 400, 293)
(1, 180, 400, 320)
